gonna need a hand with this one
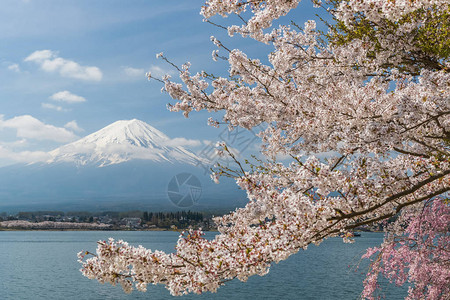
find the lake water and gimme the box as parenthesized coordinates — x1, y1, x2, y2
(0, 231, 407, 300)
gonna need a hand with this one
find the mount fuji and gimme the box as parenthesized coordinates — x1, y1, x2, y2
(48, 119, 204, 167)
(0, 120, 246, 212)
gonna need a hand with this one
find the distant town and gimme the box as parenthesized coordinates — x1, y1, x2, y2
(0, 210, 216, 231)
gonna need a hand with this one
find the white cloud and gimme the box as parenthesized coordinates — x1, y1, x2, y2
(7, 63, 20, 72)
(1, 139, 29, 148)
(0, 146, 51, 164)
(162, 137, 202, 147)
(25, 49, 53, 62)
(0, 115, 77, 142)
(64, 120, 84, 132)
(41, 103, 67, 112)
(147, 65, 176, 78)
(50, 91, 86, 103)
(24, 50, 102, 81)
(123, 66, 145, 77)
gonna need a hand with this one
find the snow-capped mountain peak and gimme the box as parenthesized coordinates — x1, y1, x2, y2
(48, 119, 204, 167)
(79, 119, 170, 148)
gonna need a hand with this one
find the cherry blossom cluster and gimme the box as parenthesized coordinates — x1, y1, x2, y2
(201, 0, 301, 40)
(361, 199, 449, 300)
(335, 0, 449, 23)
(79, 0, 449, 297)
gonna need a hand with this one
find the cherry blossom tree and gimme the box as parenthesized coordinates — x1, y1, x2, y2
(78, 0, 449, 298)
(362, 198, 449, 299)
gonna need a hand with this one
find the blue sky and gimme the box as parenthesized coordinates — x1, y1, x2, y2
(0, 0, 320, 167)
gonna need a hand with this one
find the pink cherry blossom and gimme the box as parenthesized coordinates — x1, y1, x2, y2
(362, 199, 449, 300)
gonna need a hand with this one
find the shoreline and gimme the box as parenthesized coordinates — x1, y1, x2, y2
(0, 226, 217, 232)
(0, 228, 171, 231)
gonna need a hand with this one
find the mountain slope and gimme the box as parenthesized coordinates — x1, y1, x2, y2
(48, 119, 204, 167)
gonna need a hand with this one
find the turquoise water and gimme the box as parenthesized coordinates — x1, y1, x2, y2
(0, 231, 406, 300)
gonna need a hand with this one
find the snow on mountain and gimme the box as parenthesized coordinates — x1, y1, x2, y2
(48, 119, 205, 167)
